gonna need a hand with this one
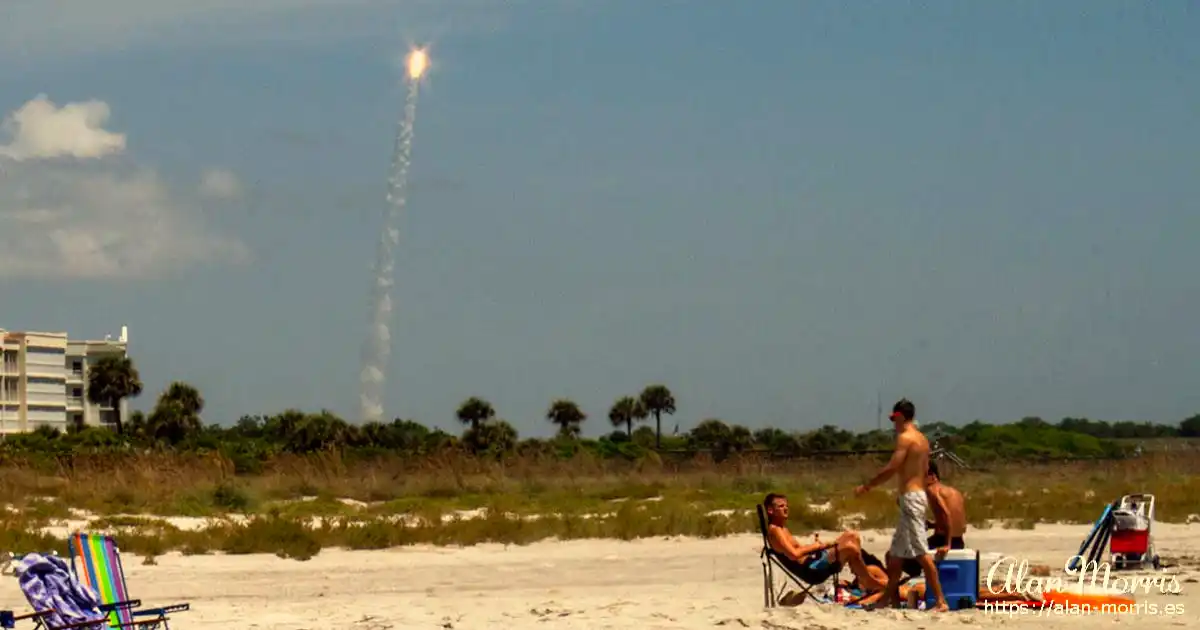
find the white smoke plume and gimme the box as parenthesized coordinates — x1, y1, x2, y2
(359, 76, 420, 423)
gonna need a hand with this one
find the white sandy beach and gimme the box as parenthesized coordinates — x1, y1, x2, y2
(9, 522, 1196, 629)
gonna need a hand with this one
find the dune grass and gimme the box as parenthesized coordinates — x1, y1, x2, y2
(1, 450, 1195, 561)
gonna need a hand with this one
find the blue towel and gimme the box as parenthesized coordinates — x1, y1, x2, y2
(16, 553, 107, 630)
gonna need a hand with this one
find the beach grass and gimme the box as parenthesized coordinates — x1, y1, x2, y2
(2, 450, 1195, 561)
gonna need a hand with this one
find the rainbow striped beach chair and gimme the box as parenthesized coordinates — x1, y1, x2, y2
(67, 534, 190, 630)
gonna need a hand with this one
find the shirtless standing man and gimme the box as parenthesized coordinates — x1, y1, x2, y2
(855, 399, 947, 612)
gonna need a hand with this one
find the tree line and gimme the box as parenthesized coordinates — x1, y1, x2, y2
(6, 355, 1194, 473)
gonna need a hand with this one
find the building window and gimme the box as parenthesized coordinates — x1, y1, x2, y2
(72, 387, 83, 397)
(72, 360, 83, 373)
(27, 346, 67, 355)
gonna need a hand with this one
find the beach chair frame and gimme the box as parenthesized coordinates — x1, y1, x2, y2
(1110, 493, 1158, 570)
(0, 610, 54, 630)
(756, 504, 840, 607)
(16, 606, 162, 630)
(67, 534, 190, 630)
(6, 550, 161, 630)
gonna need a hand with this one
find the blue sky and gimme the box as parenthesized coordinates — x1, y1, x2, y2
(1, 1, 1197, 437)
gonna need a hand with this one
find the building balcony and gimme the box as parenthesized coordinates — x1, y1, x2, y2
(67, 396, 84, 409)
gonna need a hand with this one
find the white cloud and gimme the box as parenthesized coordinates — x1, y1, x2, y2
(0, 96, 248, 279)
(0, 95, 126, 161)
(199, 168, 243, 199)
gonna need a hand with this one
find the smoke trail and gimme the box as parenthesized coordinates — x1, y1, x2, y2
(359, 76, 420, 424)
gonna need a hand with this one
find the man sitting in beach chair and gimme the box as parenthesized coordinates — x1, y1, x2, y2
(763, 493, 888, 605)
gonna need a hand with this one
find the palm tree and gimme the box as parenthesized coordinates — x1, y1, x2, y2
(638, 384, 676, 449)
(145, 381, 205, 444)
(263, 409, 306, 443)
(160, 381, 204, 416)
(288, 411, 353, 453)
(360, 421, 389, 447)
(546, 398, 586, 438)
(456, 396, 495, 431)
(608, 396, 648, 436)
(689, 418, 754, 460)
(463, 419, 519, 456)
(85, 355, 143, 435)
(147, 400, 202, 445)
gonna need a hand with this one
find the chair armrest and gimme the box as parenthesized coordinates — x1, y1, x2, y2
(56, 617, 115, 630)
(130, 603, 190, 616)
(12, 610, 54, 621)
(115, 620, 175, 629)
(98, 599, 142, 613)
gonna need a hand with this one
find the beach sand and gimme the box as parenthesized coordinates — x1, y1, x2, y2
(9, 523, 1197, 629)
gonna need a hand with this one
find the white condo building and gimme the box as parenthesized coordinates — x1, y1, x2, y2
(0, 326, 130, 434)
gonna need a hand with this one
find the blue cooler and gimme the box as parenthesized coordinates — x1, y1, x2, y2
(925, 549, 979, 611)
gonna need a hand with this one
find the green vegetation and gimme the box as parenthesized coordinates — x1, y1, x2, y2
(2, 449, 1196, 564)
(65, 355, 1198, 463)
(0, 356, 1191, 562)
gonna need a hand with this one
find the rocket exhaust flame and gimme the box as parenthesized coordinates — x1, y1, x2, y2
(407, 48, 428, 80)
